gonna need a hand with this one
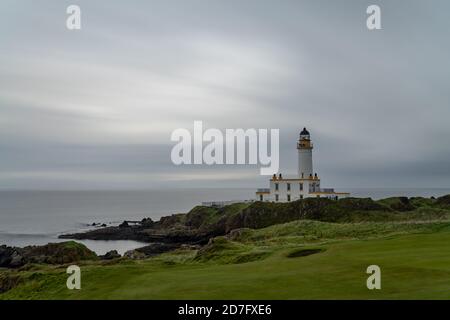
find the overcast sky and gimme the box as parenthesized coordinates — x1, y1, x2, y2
(0, 0, 449, 190)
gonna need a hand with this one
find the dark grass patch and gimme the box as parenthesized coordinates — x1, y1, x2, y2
(0, 273, 23, 293)
(231, 251, 271, 264)
(286, 248, 325, 258)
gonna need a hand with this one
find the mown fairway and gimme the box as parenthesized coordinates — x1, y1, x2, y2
(2, 221, 450, 299)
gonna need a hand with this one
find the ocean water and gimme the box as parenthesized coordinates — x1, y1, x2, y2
(0, 188, 254, 254)
(0, 188, 449, 255)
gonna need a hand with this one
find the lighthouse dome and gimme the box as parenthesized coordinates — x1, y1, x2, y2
(300, 127, 310, 136)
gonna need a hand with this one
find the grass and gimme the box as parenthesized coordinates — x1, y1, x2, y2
(185, 202, 251, 229)
(3, 219, 450, 299)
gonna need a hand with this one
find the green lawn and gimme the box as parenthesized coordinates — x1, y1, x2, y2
(3, 220, 450, 299)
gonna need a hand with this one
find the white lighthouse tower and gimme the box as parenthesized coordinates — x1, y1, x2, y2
(297, 127, 313, 178)
(254, 126, 349, 202)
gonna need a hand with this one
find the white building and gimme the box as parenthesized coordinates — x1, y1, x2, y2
(256, 128, 349, 202)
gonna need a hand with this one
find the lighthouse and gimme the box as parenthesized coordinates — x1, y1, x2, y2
(297, 127, 313, 178)
(255, 126, 349, 202)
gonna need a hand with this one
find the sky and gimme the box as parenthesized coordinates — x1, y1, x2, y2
(0, 0, 449, 190)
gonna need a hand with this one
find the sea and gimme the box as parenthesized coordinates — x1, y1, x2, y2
(0, 188, 449, 255)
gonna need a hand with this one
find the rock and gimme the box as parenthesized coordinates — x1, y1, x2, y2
(185, 206, 216, 228)
(60, 225, 150, 242)
(99, 250, 121, 260)
(141, 218, 154, 227)
(9, 251, 24, 268)
(0, 245, 15, 267)
(101, 223, 107, 227)
(158, 214, 185, 229)
(59, 222, 209, 244)
(122, 243, 181, 260)
(180, 244, 201, 250)
(119, 221, 129, 228)
(134, 243, 180, 256)
(59, 195, 450, 247)
(0, 242, 97, 268)
(437, 194, 450, 206)
(0, 246, 24, 268)
(227, 228, 251, 241)
(124, 250, 146, 260)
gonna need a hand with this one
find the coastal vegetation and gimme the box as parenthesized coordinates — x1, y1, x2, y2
(1, 194, 450, 299)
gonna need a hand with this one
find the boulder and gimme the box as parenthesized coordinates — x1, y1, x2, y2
(124, 250, 146, 260)
(119, 221, 129, 228)
(9, 251, 24, 268)
(141, 218, 154, 227)
(134, 243, 180, 256)
(99, 250, 121, 260)
(437, 194, 450, 206)
(0, 242, 97, 268)
(0, 245, 17, 267)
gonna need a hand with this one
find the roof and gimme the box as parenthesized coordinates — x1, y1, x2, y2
(300, 127, 310, 135)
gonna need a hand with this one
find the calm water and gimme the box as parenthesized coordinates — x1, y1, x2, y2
(0, 188, 254, 254)
(0, 188, 449, 254)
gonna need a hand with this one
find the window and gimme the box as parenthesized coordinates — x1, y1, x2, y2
(299, 183, 303, 191)
(275, 194, 279, 202)
(287, 194, 291, 202)
(300, 195, 303, 199)
(287, 183, 291, 191)
(259, 194, 263, 201)
(275, 183, 279, 191)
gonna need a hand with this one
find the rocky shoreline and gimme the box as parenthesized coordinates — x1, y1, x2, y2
(61, 193, 450, 245)
(0, 241, 200, 269)
(58, 195, 429, 245)
(59, 217, 217, 244)
(1, 194, 449, 269)
(0, 242, 98, 269)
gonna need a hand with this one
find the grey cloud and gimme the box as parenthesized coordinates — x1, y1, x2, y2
(0, 0, 449, 189)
